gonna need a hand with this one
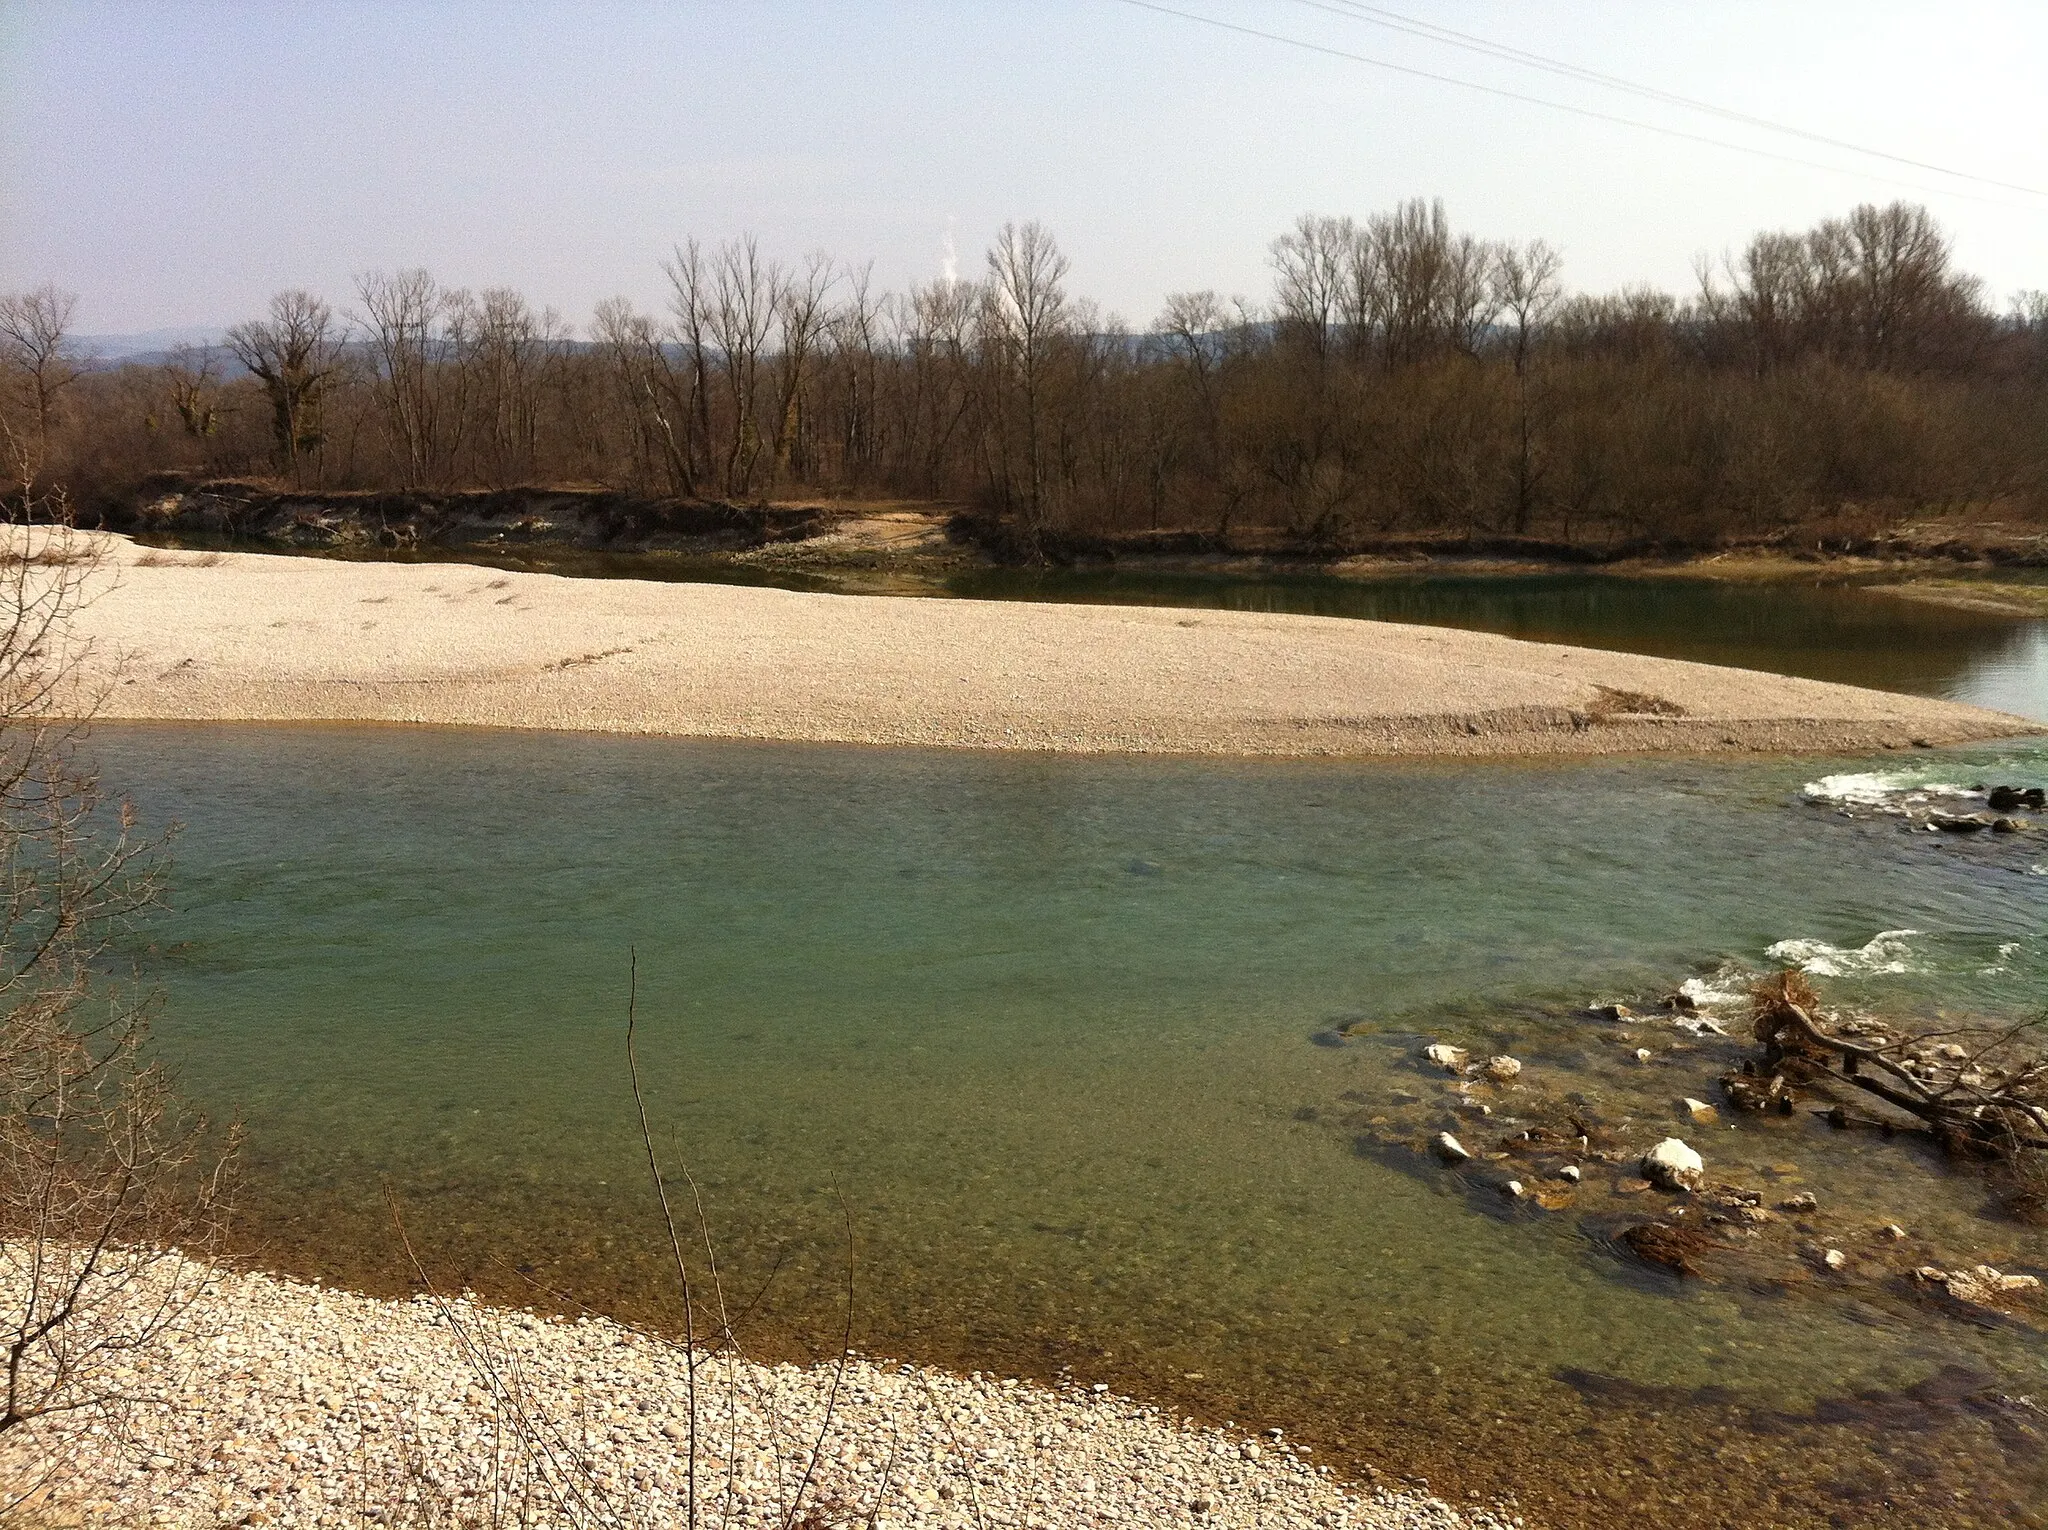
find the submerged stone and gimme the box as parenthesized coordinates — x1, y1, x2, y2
(1432, 1132, 1471, 1164)
(1423, 1043, 1470, 1074)
(1642, 1138, 1705, 1193)
(1920, 1265, 2044, 1309)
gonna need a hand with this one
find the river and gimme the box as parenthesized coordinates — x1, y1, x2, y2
(102, 715, 2046, 1529)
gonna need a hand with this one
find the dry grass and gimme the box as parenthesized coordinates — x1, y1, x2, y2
(130, 551, 226, 570)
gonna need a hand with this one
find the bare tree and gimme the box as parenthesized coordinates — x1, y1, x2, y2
(1840, 201, 1982, 369)
(160, 345, 223, 445)
(594, 297, 691, 495)
(709, 238, 781, 497)
(472, 289, 566, 487)
(1154, 291, 1230, 527)
(985, 222, 1071, 529)
(1491, 240, 1563, 533)
(225, 291, 343, 483)
(0, 287, 81, 470)
(354, 270, 478, 487)
(771, 253, 835, 485)
(661, 241, 719, 495)
(1704, 203, 1983, 376)
(1269, 216, 1349, 361)
(896, 278, 980, 494)
(827, 262, 885, 483)
(1369, 199, 1499, 367)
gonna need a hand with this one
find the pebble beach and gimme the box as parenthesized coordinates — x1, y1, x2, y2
(3, 1257, 1516, 1530)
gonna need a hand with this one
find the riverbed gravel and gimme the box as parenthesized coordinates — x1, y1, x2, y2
(44, 530, 2029, 758)
(3, 1259, 1518, 1530)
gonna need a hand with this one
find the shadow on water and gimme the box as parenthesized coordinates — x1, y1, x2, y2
(105, 723, 2048, 1530)
(938, 567, 2048, 722)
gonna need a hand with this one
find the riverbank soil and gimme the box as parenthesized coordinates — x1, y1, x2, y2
(112, 477, 2048, 581)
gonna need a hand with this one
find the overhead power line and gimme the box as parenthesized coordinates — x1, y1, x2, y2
(1112, 0, 2046, 206)
(1287, 0, 2046, 198)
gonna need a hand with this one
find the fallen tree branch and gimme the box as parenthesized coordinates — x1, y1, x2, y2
(1753, 987, 2048, 1158)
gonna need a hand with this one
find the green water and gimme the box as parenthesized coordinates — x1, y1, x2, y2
(104, 723, 2048, 1529)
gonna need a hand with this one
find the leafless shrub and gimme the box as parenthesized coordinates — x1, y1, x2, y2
(0, 453, 239, 1510)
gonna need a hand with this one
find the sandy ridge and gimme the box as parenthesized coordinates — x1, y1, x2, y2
(56, 536, 2034, 757)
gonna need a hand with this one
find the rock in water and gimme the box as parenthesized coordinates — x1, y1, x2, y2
(1483, 1055, 1523, 1082)
(1423, 1043, 1470, 1074)
(1432, 1132, 1472, 1164)
(1681, 1097, 1718, 1124)
(1641, 1138, 1704, 1193)
(1926, 1265, 2043, 1308)
(1931, 812, 1992, 833)
(1620, 1221, 1718, 1277)
(1721, 1070, 1793, 1113)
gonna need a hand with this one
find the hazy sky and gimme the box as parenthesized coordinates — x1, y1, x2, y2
(5, 0, 2046, 336)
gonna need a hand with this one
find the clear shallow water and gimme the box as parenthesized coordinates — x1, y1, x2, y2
(104, 724, 2048, 1529)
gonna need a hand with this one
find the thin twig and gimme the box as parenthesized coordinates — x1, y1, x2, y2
(625, 945, 700, 1530)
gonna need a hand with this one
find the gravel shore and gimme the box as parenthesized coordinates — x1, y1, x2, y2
(4, 1259, 1514, 1530)
(60, 535, 2030, 757)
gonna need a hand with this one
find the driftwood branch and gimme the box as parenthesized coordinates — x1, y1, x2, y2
(1754, 991, 2048, 1157)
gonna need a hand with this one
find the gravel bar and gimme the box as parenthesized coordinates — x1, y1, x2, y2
(59, 534, 2031, 758)
(3, 1259, 1519, 1529)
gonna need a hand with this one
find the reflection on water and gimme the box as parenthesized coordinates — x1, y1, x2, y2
(106, 724, 2048, 1530)
(939, 568, 2048, 722)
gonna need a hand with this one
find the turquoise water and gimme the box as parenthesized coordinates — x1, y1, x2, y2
(104, 723, 2048, 1529)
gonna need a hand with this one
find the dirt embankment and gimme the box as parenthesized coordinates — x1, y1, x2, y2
(100, 478, 2048, 580)
(110, 477, 833, 556)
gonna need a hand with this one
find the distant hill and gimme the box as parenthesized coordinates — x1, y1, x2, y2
(72, 326, 230, 366)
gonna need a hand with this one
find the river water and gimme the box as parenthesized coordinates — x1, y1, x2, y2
(99, 554, 2048, 1527)
(106, 721, 2048, 1530)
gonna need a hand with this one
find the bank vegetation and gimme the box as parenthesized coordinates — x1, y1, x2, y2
(6, 199, 2047, 556)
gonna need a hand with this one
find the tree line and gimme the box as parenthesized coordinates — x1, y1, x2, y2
(6, 198, 2046, 549)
